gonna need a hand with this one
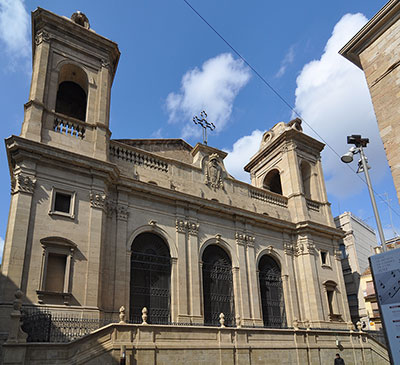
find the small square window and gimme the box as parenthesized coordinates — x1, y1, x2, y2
(54, 192, 71, 213)
(49, 188, 76, 218)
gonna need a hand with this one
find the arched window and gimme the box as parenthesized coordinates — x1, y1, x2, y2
(263, 169, 283, 195)
(258, 255, 286, 327)
(202, 245, 235, 326)
(55, 64, 88, 121)
(130, 232, 171, 324)
(300, 161, 312, 199)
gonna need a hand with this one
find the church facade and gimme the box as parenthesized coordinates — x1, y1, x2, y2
(0, 8, 389, 365)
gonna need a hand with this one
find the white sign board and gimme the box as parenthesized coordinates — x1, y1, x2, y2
(369, 248, 400, 365)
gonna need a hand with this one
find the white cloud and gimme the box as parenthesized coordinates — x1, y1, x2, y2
(224, 130, 264, 182)
(276, 45, 295, 78)
(0, 0, 30, 63)
(294, 13, 387, 198)
(0, 236, 4, 264)
(166, 53, 251, 139)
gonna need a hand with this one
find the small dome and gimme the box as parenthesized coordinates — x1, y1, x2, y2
(71, 11, 90, 29)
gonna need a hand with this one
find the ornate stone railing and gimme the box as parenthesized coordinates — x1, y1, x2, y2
(110, 142, 168, 172)
(306, 198, 320, 212)
(53, 117, 86, 139)
(249, 188, 288, 207)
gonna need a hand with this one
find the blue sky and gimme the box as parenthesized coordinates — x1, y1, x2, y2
(1, 0, 399, 260)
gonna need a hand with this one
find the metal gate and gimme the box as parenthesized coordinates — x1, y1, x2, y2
(259, 255, 287, 328)
(130, 233, 171, 324)
(202, 245, 235, 326)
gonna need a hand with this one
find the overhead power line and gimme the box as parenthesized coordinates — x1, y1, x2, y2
(182, 0, 400, 220)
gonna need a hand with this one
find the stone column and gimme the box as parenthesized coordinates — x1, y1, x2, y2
(294, 236, 324, 324)
(170, 257, 179, 322)
(234, 233, 251, 325)
(187, 221, 202, 323)
(21, 31, 51, 141)
(283, 241, 300, 325)
(232, 266, 241, 324)
(84, 189, 107, 308)
(333, 245, 351, 322)
(175, 219, 189, 322)
(1, 172, 36, 302)
(113, 202, 129, 313)
(93, 62, 112, 161)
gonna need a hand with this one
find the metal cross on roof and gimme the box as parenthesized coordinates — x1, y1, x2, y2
(193, 111, 215, 145)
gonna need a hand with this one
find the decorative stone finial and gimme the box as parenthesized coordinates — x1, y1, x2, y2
(236, 314, 241, 328)
(356, 321, 362, 332)
(7, 290, 27, 343)
(142, 307, 148, 325)
(71, 11, 90, 29)
(119, 306, 126, 324)
(219, 313, 225, 328)
(347, 321, 354, 332)
(292, 319, 299, 330)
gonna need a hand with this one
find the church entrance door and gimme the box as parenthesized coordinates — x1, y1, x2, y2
(130, 233, 171, 324)
(202, 245, 235, 326)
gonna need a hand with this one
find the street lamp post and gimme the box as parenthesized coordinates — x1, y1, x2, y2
(341, 135, 387, 252)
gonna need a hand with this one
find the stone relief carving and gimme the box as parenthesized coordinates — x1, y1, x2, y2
(205, 153, 224, 189)
(187, 221, 199, 236)
(12, 174, 36, 195)
(235, 232, 255, 247)
(175, 219, 187, 233)
(283, 242, 294, 255)
(89, 191, 108, 210)
(35, 30, 50, 46)
(175, 219, 199, 235)
(117, 205, 129, 221)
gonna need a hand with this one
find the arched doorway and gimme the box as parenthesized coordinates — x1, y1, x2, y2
(258, 255, 286, 327)
(130, 232, 171, 324)
(202, 245, 235, 326)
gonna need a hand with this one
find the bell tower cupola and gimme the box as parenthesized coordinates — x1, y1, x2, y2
(21, 8, 120, 160)
(244, 118, 334, 225)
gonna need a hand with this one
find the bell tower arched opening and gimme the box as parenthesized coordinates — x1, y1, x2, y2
(263, 169, 283, 195)
(202, 245, 235, 326)
(130, 232, 171, 324)
(300, 161, 312, 199)
(55, 64, 88, 121)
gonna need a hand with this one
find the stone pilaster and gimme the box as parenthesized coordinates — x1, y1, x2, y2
(21, 31, 51, 141)
(235, 233, 253, 324)
(84, 189, 108, 307)
(187, 221, 202, 323)
(294, 235, 324, 324)
(1, 172, 36, 301)
(114, 201, 129, 313)
(245, 238, 263, 325)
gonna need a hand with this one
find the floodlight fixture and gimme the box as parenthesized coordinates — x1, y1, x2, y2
(341, 135, 387, 251)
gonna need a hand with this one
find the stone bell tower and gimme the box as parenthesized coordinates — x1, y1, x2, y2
(244, 118, 333, 225)
(21, 8, 120, 160)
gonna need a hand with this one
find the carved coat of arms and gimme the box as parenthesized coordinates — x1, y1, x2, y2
(205, 153, 224, 189)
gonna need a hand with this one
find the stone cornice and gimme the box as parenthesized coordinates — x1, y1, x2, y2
(244, 128, 324, 172)
(339, 0, 400, 68)
(6, 135, 120, 184)
(32, 7, 120, 80)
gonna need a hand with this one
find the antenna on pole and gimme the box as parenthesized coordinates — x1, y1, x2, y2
(193, 111, 215, 145)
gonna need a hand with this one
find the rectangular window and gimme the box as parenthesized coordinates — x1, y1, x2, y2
(54, 192, 71, 213)
(37, 237, 76, 305)
(49, 188, 76, 218)
(321, 250, 329, 266)
(327, 289, 334, 314)
(45, 253, 66, 292)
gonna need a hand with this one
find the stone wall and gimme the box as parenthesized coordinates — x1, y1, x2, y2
(2, 323, 390, 365)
